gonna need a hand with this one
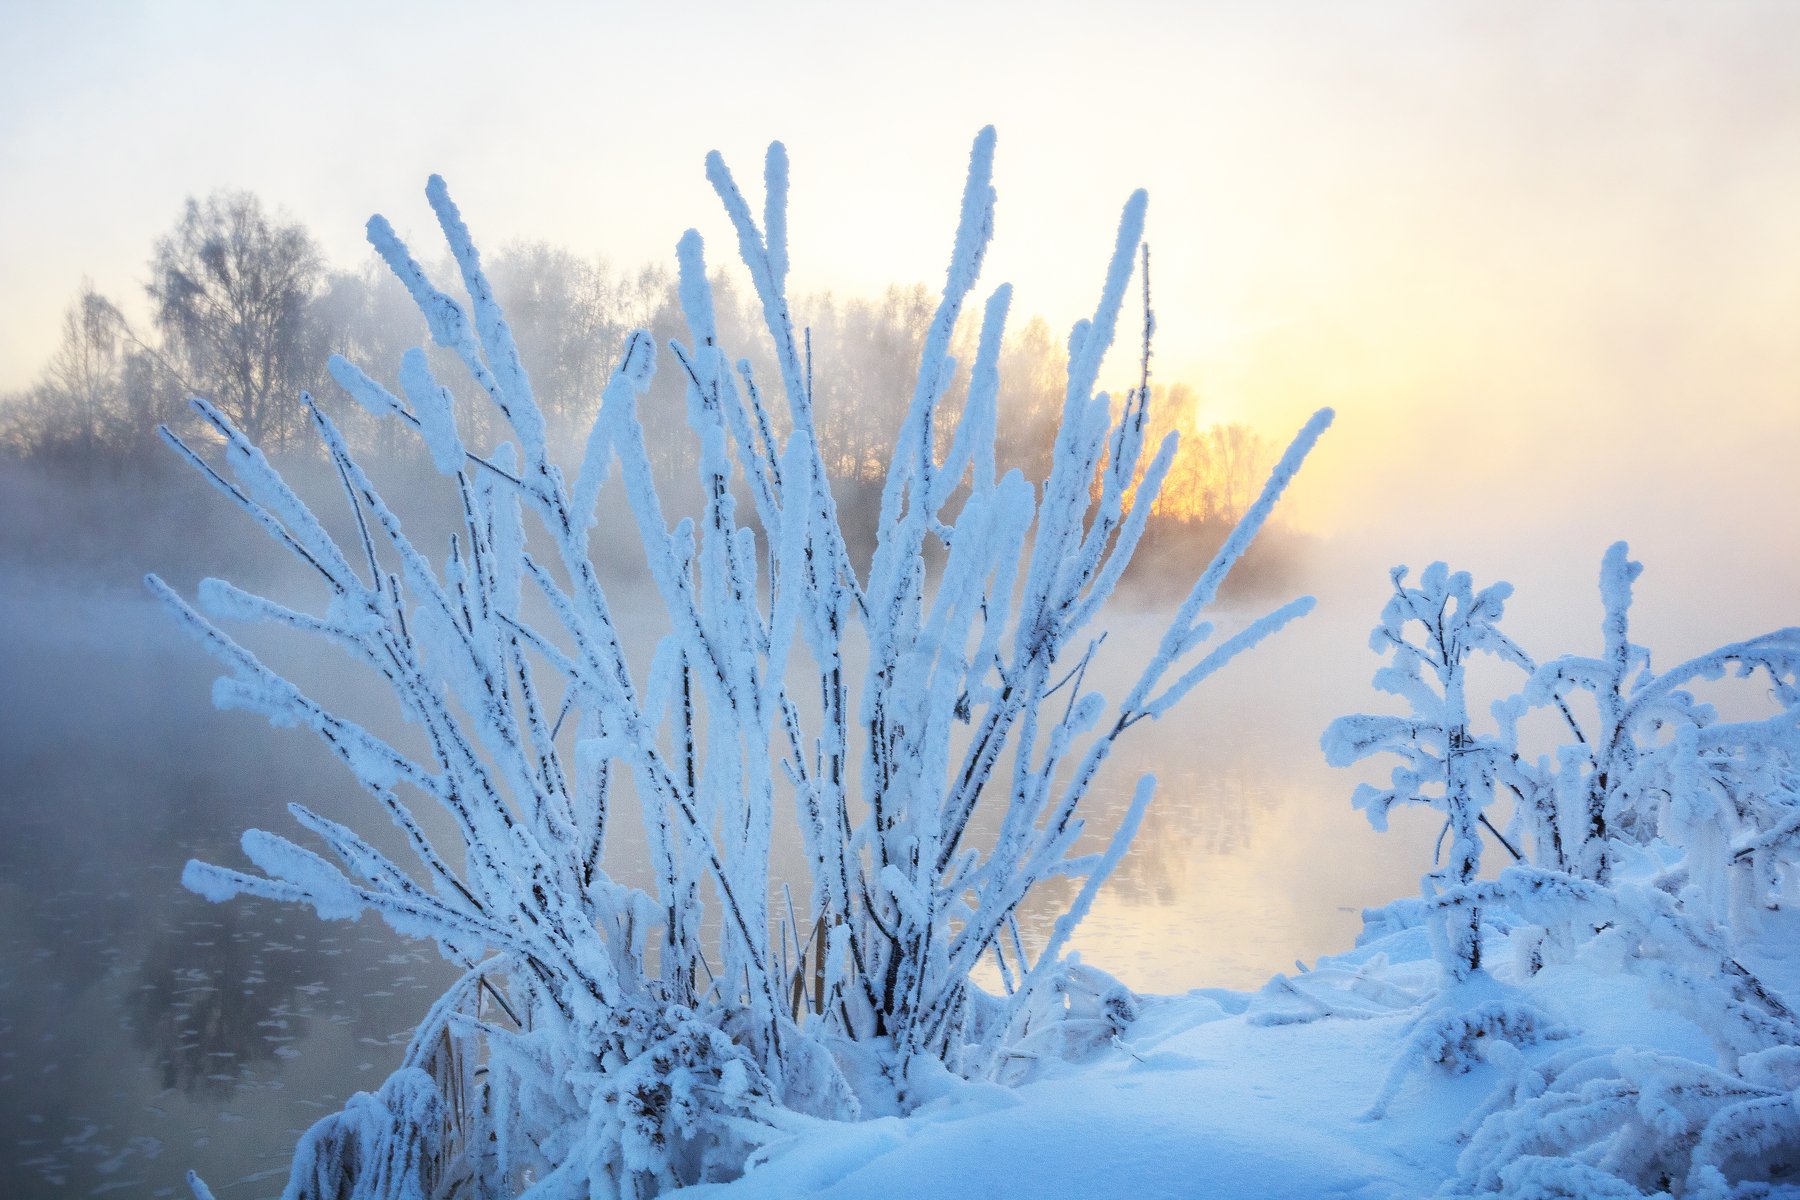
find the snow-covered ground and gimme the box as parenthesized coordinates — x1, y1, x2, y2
(681, 908, 1800, 1199)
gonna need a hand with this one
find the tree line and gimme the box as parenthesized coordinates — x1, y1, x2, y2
(1, 189, 1280, 585)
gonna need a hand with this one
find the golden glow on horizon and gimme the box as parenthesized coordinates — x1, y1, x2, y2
(3, 1, 1797, 556)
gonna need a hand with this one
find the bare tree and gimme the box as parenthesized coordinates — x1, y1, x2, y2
(43, 286, 127, 456)
(0, 283, 183, 466)
(485, 242, 671, 436)
(1198, 421, 1267, 525)
(148, 191, 324, 448)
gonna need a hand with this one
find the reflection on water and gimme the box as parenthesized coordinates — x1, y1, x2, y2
(1103, 757, 1278, 904)
(127, 896, 327, 1097)
(0, 577, 455, 1197)
(1, 882, 450, 1196)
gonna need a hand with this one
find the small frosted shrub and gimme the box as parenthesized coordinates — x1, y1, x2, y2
(1323, 562, 1531, 978)
(1331, 545, 1800, 1198)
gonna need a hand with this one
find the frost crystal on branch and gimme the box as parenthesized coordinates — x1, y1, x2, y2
(157, 129, 1329, 1197)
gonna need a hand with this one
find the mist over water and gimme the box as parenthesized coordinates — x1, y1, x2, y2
(0, 497, 464, 1196)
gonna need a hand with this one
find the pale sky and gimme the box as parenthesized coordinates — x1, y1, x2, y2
(4, 1, 1798, 602)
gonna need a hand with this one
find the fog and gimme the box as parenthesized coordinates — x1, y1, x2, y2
(3, 2, 1799, 1192)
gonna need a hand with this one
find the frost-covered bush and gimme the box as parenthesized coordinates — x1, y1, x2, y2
(1444, 1046, 1800, 1199)
(1323, 563, 1532, 977)
(1431, 867, 1800, 1063)
(1328, 546, 1800, 981)
(1330, 545, 1800, 1197)
(157, 129, 1329, 1197)
(1521, 544, 1800, 901)
(1365, 984, 1571, 1122)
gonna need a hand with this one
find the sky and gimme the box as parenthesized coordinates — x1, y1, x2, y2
(3, 0, 1798, 605)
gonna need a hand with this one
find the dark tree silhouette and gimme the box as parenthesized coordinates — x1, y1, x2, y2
(148, 191, 325, 448)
